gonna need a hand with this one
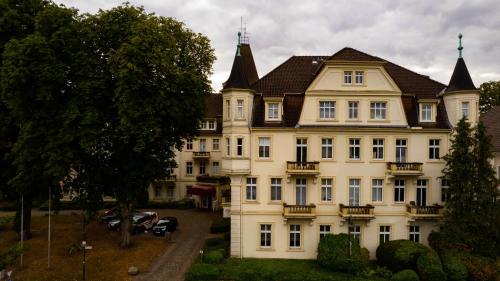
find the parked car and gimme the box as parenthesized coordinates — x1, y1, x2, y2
(106, 212, 159, 234)
(152, 217, 178, 236)
(100, 207, 118, 224)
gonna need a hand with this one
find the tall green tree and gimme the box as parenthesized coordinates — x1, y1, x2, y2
(479, 81, 500, 114)
(0, 2, 80, 238)
(441, 117, 499, 257)
(69, 5, 215, 247)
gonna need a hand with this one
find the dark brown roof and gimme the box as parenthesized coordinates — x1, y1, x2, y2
(481, 106, 500, 152)
(252, 94, 305, 127)
(223, 44, 259, 90)
(446, 57, 476, 93)
(252, 56, 328, 97)
(328, 47, 384, 62)
(240, 44, 259, 85)
(201, 94, 222, 135)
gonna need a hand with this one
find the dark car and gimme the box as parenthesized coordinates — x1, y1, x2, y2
(152, 217, 178, 236)
(100, 208, 118, 224)
(107, 212, 159, 234)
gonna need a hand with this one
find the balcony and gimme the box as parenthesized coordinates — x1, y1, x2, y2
(283, 203, 316, 220)
(286, 161, 320, 176)
(339, 204, 375, 220)
(192, 151, 210, 160)
(406, 204, 444, 220)
(387, 162, 423, 177)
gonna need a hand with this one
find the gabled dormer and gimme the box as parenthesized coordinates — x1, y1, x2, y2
(442, 34, 480, 127)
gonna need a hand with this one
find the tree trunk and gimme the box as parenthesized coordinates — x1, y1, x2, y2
(14, 197, 32, 240)
(119, 201, 132, 248)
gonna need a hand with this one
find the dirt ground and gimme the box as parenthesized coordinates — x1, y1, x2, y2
(0, 209, 216, 281)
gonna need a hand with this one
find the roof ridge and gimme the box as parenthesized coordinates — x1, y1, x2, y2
(384, 60, 446, 87)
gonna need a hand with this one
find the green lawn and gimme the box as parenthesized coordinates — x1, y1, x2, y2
(186, 258, 388, 281)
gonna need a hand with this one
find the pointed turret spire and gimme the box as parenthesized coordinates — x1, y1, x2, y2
(446, 34, 476, 93)
(223, 31, 259, 90)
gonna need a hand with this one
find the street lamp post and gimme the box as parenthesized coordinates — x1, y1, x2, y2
(82, 212, 87, 281)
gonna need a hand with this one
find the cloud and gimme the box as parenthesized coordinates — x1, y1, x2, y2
(55, 0, 500, 90)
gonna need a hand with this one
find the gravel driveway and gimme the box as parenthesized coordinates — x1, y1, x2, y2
(134, 208, 218, 281)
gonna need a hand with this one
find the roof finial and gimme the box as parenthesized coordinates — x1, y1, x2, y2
(458, 33, 463, 58)
(237, 31, 241, 56)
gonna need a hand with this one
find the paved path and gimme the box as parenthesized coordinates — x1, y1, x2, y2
(134, 209, 218, 281)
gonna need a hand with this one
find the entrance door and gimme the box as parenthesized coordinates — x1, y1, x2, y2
(416, 179, 427, 206)
(296, 178, 307, 205)
(296, 138, 308, 162)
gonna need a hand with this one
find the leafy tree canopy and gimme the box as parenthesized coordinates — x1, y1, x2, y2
(479, 80, 500, 114)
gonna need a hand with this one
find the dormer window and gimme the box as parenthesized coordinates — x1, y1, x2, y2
(264, 98, 283, 122)
(355, 71, 364, 84)
(420, 104, 433, 122)
(200, 119, 217, 130)
(343, 71, 353, 84)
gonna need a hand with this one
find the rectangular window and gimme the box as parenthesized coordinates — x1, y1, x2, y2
(246, 177, 257, 201)
(186, 161, 193, 175)
(208, 120, 216, 130)
(416, 179, 427, 206)
(225, 100, 231, 119)
(409, 225, 420, 243)
(226, 138, 231, 156)
(199, 138, 207, 152)
(372, 138, 384, 160)
(260, 224, 272, 247)
(344, 71, 353, 84)
(349, 178, 361, 206)
(462, 101, 469, 118)
(349, 225, 361, 244)
(355, 71, 364, 84)
(372, 179, 383, 202)
(296, 138, 308, 162)
(155, 186, 162, 198)
(370, 102, 387, 120)
(270, 178, 282, 201)
(319, 225, 331, 239)
(321, 138, 333, 159)
(186, 139, 193, 150)
(379, 226, 391, 244)
(199, 161, 206, 175)
(348, 101, 358, 119)
(212, 138, 220, 150)
(441, 179, 450, 202)
(421, 104, 432, 122)
(349, 138, 361, 160)
(394, 179, 405, 203)
(236, 138, 243, 156)
(236, 99, 244, 119)
(319, 101, 336, 119)
(212, 161, 219, 174)
(429, 139, 440, 160)
(321, 178, 333, 202)
(289, 224, 301, 248)
(268, 103, 279, 120)
(259, 137, 270, 158)
(396, 139, 407, 163)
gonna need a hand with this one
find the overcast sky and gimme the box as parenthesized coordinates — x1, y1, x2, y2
(54, 0, 500, 91)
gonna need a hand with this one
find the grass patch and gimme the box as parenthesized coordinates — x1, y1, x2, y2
(186, 258, 388, 281)
(0, 214, 169, 280)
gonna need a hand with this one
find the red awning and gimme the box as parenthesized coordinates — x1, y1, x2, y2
(187, 184, 216, 196)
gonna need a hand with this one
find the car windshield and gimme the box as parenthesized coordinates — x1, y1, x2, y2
(157, 221, 169, 226)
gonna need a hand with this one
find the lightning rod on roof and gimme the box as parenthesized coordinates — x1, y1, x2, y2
(239, 16, 250, 45)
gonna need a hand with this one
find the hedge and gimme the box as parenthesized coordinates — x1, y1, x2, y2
(459, 253, 498, 281)
(376, 240, 429, 272)
(416, 250, 446, 281)
(391, 269, 420, 281)
(185, 263, 220, 281)
(210, 218, 230, 234)
(317, 233, 368, 273)
(204, 250, 224, 264)
(440, 252, 467, 281)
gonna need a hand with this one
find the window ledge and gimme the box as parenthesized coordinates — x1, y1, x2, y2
(316, 118, 338, 122)
(287, 248, 305, 252)
(243, 201, 260, 204)
(345, 119, 362, 122)
(267, 201, 283, 205)
(320, 159, 336, 162)
(256, 159, 273, 162)
(369, 159, 386, 163)
(346, 159, 364, 163)
(367, 119, 390, 123)
(257, 247, 275, 252)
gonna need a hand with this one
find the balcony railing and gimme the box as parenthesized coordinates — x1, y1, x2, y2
(387, 162, 423, 176)
(286, 161, 320, 175)
(283, 203, 316, 219)
(193, 151, 210, 159)
(339, 204, 375, 219)
(406, 204, 444, 219)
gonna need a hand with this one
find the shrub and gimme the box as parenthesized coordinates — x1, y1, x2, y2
(428, 231, 471, 254)
(317, 233, 368, 273)
(185, 263, 220, 281)
(416, 250, 446, 281)
(224, 231, 230, 242)
(440, 252, 467, 281)
(460, 254, 497, 281)
(375, 266, 394, 279)
(210, 218, 230, 234)
(204, 250, 224, 264)
(0, 243, 25, 271)
(376, 239, 429, 272)
(391, 269, 420, 281)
